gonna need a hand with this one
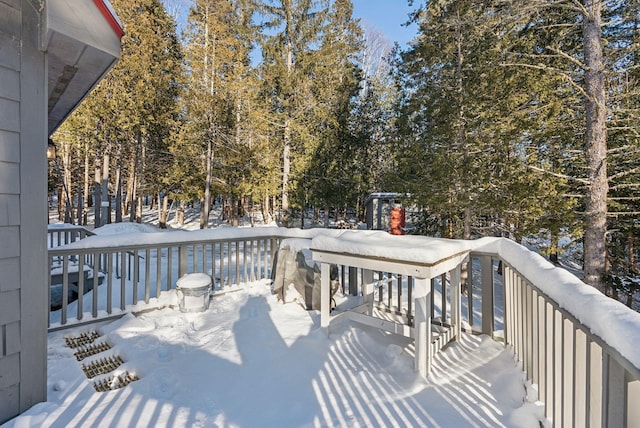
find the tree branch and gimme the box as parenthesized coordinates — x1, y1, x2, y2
(500, 62, 589, 100)
(608, 168, 640, 182)
(527, 164, 590, 184)
(545, 45, 587, 70)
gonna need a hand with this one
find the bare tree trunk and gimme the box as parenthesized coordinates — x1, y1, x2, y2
(272, 195, 277, 223)
(178, 200, 185, 225)
(136, 143, 145, 223)
(230, 197, 239, 227)
(94, 163, 101, 228)
(629, 233, 637, 274)
(281, 24, 293, 225)
(550, 229, 559, 265)
(261, 194, 270, 224)
(115, 159, 122, 223)
(159, 193, 168, 229)
(125, 155, 136, 218)
(155, 192, 160, 222)
(249, 197, 255, 227)
(582, 0, 608, 291)
(136, 195, 143, 223)
(101, 153, 110, 225)
(128, 170, 136, 222)
(463, 208, 472, 240)
(282, 120, 291, 223)
(199, 197, 206, 227)
(76, 184, 83, 225)
(300, 206, 305, 229)
(84, 149, 93, 211)
(62, 147, 73, 224)
(129, 135, 141, 222)
(57, 185, 63, 221)
(325, 205, 330, 229)
(202, 139, 212, 229)
(83, 148, 90, 224)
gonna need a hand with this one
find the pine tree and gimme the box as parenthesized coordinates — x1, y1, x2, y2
(302, 0, 363, 218)
(394, 0, 512, 238)
(258, 0, 329, 224)
(496, 0, 634, 290)
(600, 0, 640, 298)
(170, 0, 264, 227)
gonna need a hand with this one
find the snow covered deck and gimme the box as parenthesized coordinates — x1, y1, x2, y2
(34, 225, 640, 427)
(10, 284, 543, 427)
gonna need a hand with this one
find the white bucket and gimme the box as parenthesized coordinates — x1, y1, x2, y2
(176, 273, 212, 313)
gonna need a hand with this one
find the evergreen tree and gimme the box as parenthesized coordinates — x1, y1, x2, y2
(170, 0, 260, 227)
(395, 0, 509, 238)
(258, 0, 329, 223)
(302, 0, 363, 219)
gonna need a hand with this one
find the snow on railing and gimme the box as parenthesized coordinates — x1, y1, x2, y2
(46, 227, 640, 426)
(468, 238, 640, 427)
(47, 224, 95, 249)
(47, 227, 344, 329)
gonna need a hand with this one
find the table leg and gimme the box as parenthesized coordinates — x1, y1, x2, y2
(414, 277, 431, 377)
(363, 269, 374, 315)
(451, 265, 462, 341)
(321, 262, 330, 336)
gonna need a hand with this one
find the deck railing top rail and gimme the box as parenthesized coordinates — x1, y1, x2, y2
(470, 237, 640, 373)
(51, 226, 341, 253)
(46, 226, 640, 425)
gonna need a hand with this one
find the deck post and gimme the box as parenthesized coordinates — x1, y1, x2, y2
(414, 277, 431, 378)
(450, 265, 462, 341)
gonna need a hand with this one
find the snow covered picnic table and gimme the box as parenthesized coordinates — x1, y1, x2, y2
(312, 231, 470, 377)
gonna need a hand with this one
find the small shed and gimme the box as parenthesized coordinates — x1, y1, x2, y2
(364, 193, 407, 232)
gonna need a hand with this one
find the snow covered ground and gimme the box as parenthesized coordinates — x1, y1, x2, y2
(5, 281, 545, 427)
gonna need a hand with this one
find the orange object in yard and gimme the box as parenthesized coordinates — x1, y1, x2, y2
(390, 208, 405, 235)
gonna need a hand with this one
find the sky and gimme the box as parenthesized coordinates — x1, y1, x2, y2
(352, 0, 418, 49)
(162, 0, 419, 50)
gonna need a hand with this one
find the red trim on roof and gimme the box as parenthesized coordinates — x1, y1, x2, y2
(93, 0, 124, 39)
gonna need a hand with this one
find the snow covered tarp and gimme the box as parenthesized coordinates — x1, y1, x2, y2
(271, 238, 338, 310)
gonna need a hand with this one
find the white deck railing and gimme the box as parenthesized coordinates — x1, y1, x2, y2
(470, 238, 640, 427)
(47, 226, 640, 426)
(47, 227, 288, 328)
(47, 224, 95, 248)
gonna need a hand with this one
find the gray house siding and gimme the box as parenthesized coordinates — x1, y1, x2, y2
(0, 0, 48, 423)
